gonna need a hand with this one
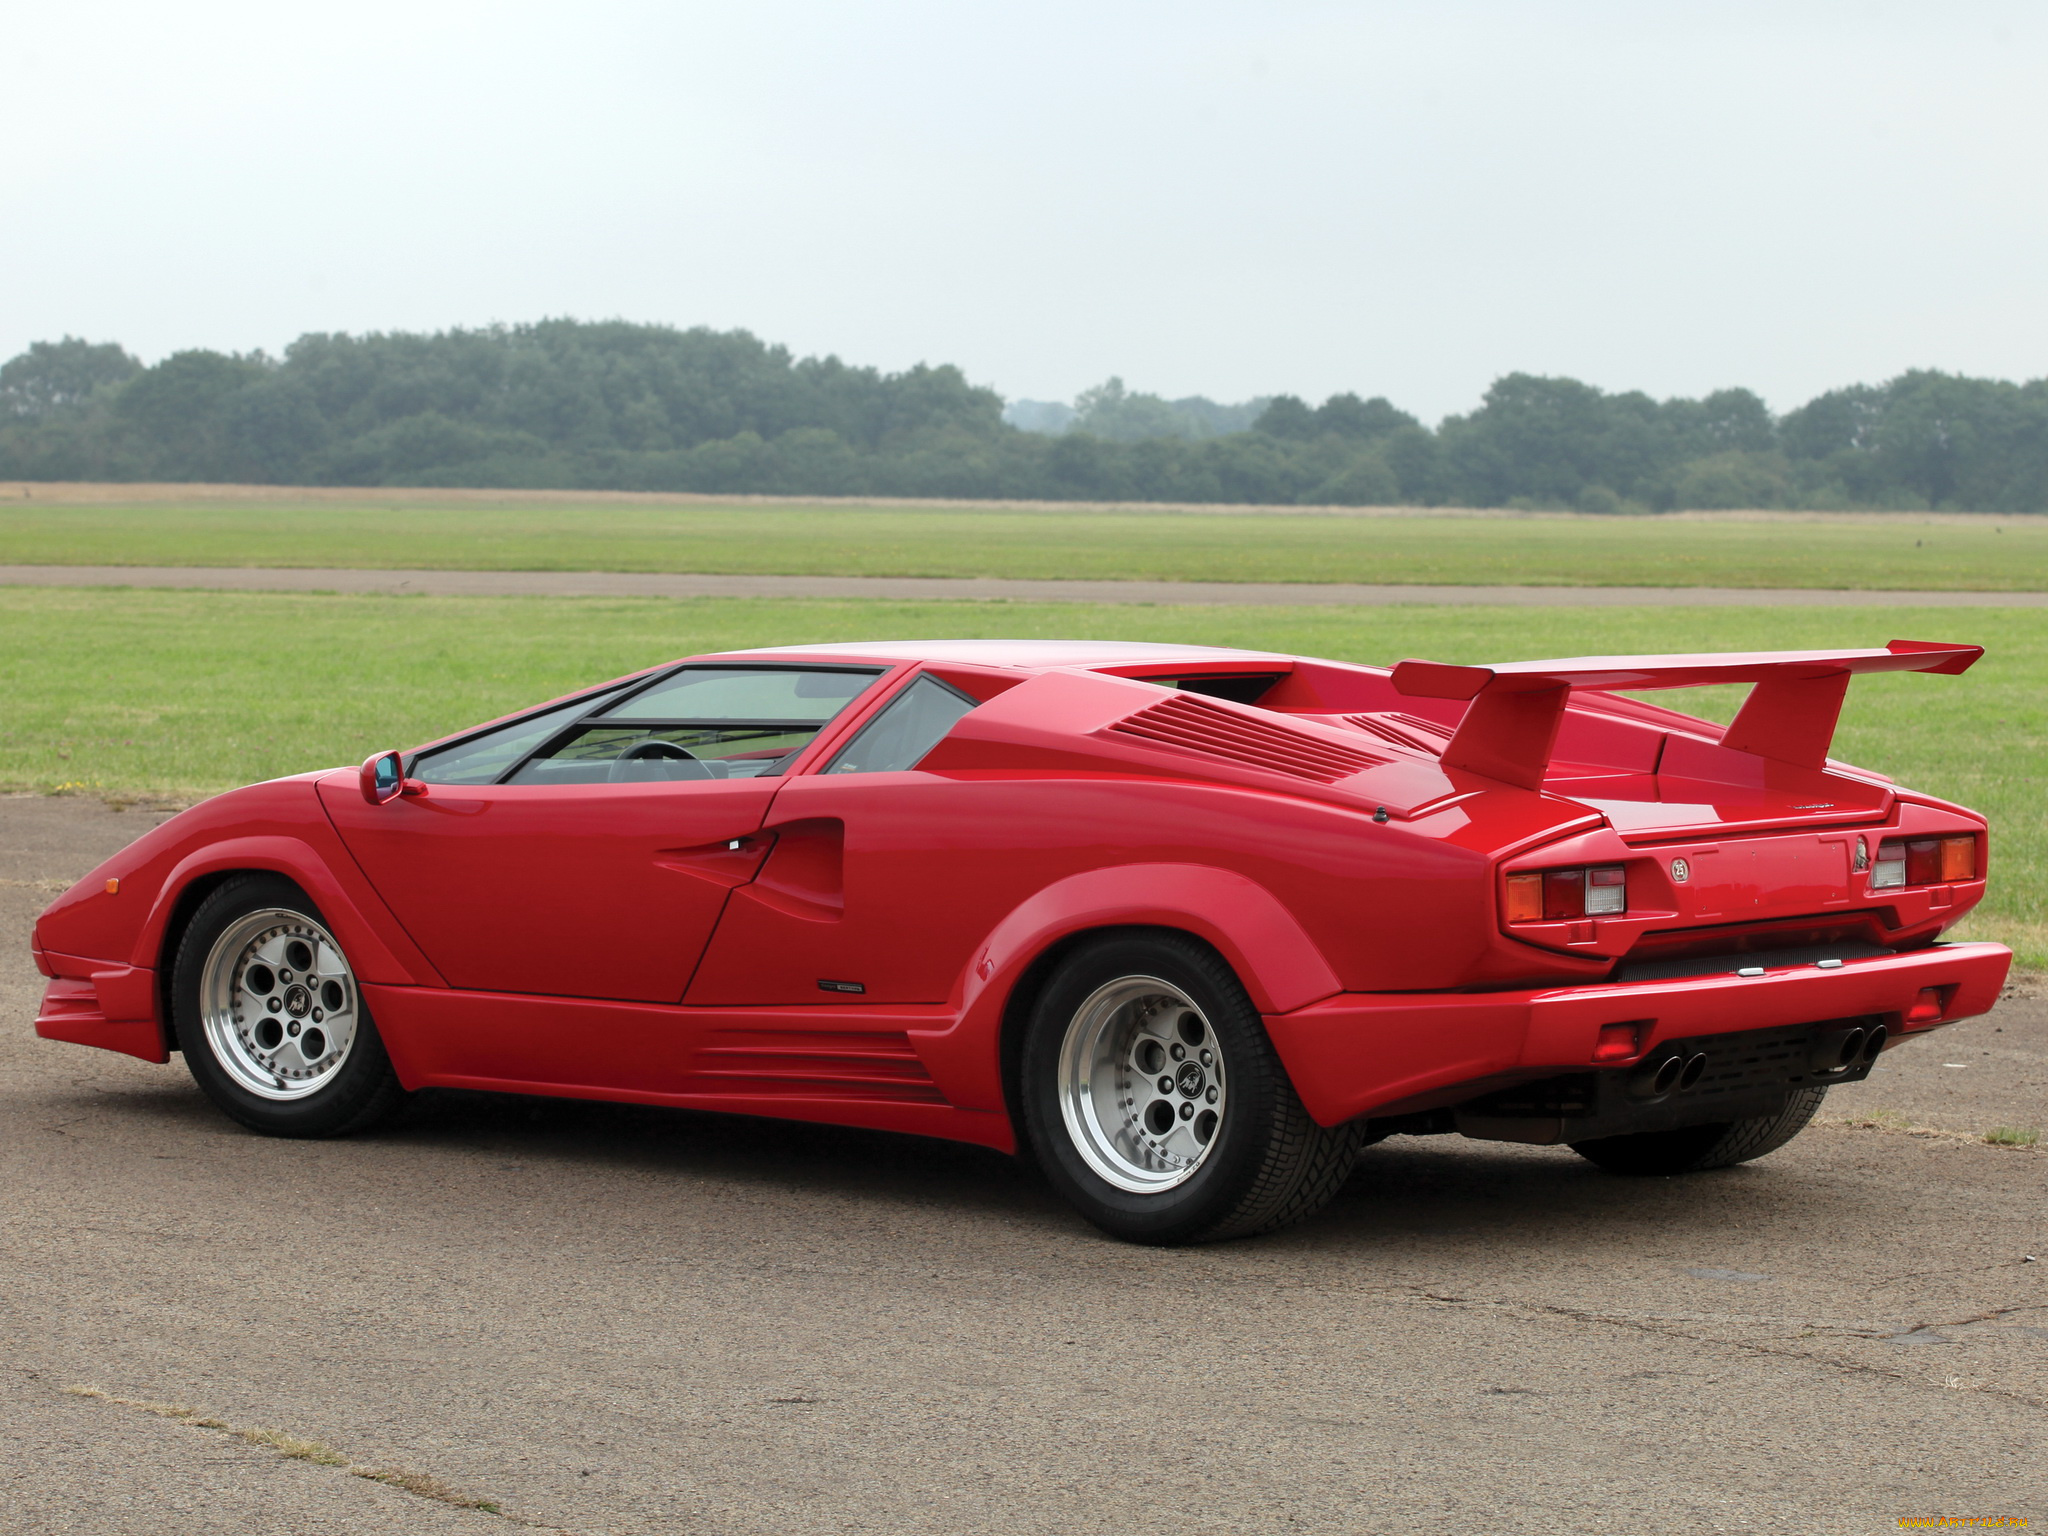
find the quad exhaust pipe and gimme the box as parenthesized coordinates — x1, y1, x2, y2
(1625, 1022, 1888, 1100)
(1629, 1050, 1710, 1100)
(1808, 1021, 1888, 1074)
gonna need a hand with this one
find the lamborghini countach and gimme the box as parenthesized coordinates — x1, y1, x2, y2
(32, 638, 2008, 1242)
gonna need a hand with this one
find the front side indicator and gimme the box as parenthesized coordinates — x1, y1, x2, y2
(1870, 835, 1977, 890)
(1504, 864, 1627, 922)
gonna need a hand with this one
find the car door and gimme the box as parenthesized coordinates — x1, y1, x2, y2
(320, 663, 885, 1003)
(685, 671, 1086, 1005)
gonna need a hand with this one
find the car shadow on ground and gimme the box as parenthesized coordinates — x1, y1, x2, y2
(53, 1071, 1874, 1256)
(432, 1090, 1893, 1262)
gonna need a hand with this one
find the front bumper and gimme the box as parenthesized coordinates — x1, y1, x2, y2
(1265, 941, 2011, 1128)
(33, 956, 167, 1064)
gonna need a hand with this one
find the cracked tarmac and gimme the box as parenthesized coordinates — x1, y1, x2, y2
(2, 794, 2043, 1535)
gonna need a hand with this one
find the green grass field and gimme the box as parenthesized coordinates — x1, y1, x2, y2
(4, 500, 2047, 589)
(3, 587, 2040, 962)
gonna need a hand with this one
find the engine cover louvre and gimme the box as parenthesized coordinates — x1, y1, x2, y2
(1341, 711, 1455, 755)
(682, 1029, 949, 1105)
(1107, 694, 1387, 784)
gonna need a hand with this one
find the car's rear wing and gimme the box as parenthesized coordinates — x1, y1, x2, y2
(1389, 640, 1981, 790)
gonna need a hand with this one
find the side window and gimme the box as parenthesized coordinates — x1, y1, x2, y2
(410, 690, 623, 785)
(823, 675, 979, 775)
(504, 665, 885, 785)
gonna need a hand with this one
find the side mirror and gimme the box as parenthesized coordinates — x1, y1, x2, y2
(359, 750, 426, 805)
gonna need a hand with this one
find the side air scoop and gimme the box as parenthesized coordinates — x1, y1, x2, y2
(1390, 640, 1982, 790)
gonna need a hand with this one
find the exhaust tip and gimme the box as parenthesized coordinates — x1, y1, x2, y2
(1678, 1052, 1708, 1091)
(1651, 1055, 1684, 1095)
(1861, 1023, 1888, 1064)
(1836, 1027, 1868, 1069)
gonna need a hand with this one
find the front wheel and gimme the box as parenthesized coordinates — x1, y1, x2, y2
(1569, 1086, 1828, 1176)
(1019, 932, 1362, 1245)
(171, 873, 408, 1138)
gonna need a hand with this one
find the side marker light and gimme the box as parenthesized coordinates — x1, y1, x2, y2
(104, 878, 120, 895)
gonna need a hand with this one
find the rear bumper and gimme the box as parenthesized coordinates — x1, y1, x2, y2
(1266, 941, 2011, 1128)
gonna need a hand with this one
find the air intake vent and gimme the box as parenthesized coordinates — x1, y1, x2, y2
(1110, 694, 1386, 784)
(684, 1030, 948, 1105)
(1342, 711, 1455, 755)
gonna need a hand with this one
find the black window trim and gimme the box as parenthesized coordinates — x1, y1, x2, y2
(409, 661, 889, 787)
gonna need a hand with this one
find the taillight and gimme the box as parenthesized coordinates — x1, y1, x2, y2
(1504, 864, 1626, 922)
(1871, 835, 1976, 889)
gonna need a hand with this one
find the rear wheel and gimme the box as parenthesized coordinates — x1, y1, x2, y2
(1569, 1086, 1828, 1176)
(1020, 932, 1362, 1244)
(171, 873, 408, 1137)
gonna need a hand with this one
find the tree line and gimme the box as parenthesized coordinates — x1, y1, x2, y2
(4, 320, 2046, 511)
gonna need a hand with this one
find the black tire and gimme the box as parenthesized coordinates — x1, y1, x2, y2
(171, 873, 408, 1138)
(1569, 1086, 1828, 1176)
(1019, 931, 1362, 1245)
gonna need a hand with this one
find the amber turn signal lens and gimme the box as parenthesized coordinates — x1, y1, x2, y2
(1504, 871, 1544, 923)
(1939, 835, 1977, 882)
(104, 878, 119, 895)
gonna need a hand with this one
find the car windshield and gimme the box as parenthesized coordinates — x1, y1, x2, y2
(502, 665, 884, 785)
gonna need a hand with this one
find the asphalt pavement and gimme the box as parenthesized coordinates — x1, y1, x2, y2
(3, 794, 2043, 1535)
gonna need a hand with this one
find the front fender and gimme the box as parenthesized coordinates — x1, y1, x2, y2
(134, 835, 440, 988)
(907, 863, 1342, 1115)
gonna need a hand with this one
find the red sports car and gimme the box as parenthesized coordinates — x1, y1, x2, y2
(31, 638, 2009, 1243)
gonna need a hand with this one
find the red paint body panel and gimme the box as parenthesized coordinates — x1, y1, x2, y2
(317, 775, 779, 1000)
(28, 638, 2012, 1158)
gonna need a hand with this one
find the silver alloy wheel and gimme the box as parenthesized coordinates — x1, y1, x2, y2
(1056, 975, 1228, 1193)
(198, 907, 360, 1100)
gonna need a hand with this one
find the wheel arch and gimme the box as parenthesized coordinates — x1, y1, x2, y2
(149, 867, 248, 1046)
(992, 921, 1247, 1153)
(915, 863, 1344, 1132)
(141, 838, 430, 998)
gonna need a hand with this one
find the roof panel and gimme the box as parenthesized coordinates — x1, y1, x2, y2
(708, 639, 1296, 669)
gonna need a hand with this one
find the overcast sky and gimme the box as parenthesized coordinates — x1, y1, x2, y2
(6, 0, 2044, 421)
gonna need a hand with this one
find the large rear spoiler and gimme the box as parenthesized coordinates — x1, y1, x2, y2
(1389, 640, 1981, 790)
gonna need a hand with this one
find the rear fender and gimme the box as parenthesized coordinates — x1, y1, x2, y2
(907, 863, 1341, 1115)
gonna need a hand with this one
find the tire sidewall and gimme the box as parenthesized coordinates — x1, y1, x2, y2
(1020, 933, 1288, 1244)
(172, 874, 399, 1137)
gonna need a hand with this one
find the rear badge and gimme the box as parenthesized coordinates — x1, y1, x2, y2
(1670, 857, 1690, 883)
